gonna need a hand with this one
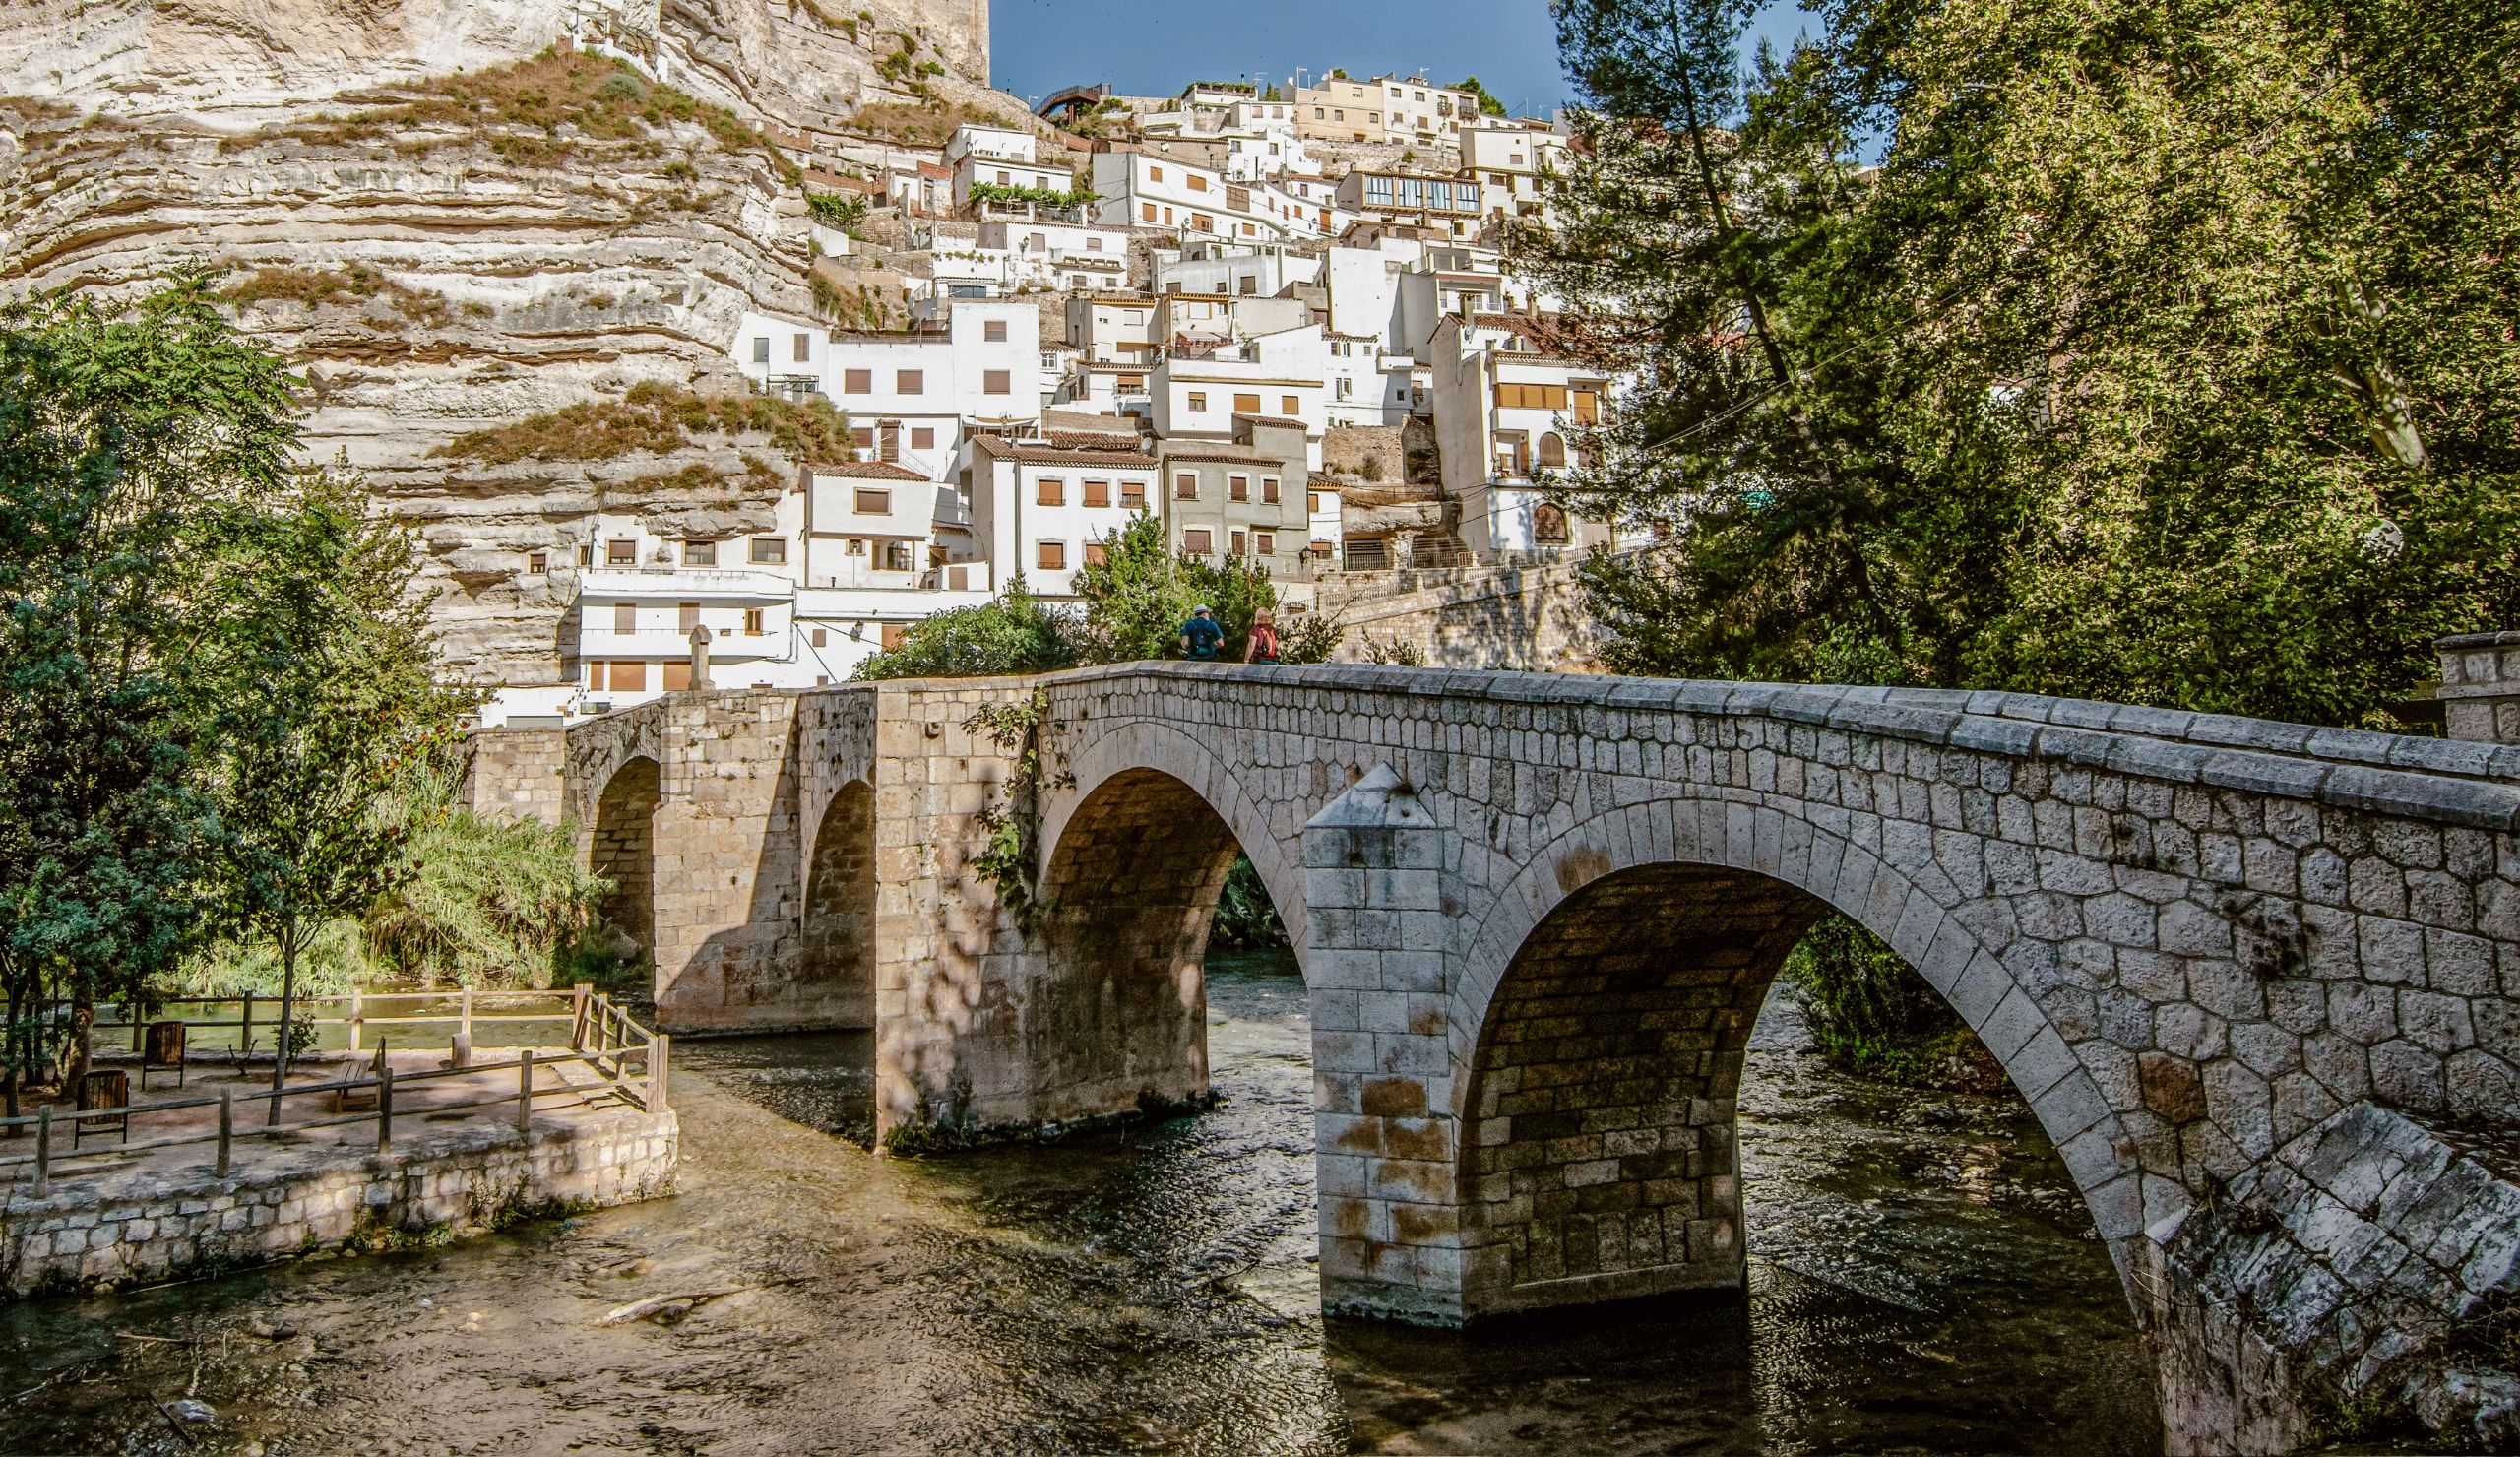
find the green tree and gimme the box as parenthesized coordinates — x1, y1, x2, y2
(1451, 76, 1511, 117)
(0, 276, 297, 1113)
(1067, 512, 1280, 663)
(852, 576, 1077, 679)
(1529, 0, 2520, 727)
(199, 463, 480, 1108)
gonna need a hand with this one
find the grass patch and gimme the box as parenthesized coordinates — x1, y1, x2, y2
(847, 99, 1018, 148)
(255, 51, 801, 181)
(222, 263, 453, 328)
(432, 381, 851, 465)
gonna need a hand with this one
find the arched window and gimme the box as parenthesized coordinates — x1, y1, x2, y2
(1537, 432, 1568, 469)
(1532, 503, 1570, 544)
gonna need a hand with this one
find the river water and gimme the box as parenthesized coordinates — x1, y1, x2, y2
(0, 950, 2158, 1455)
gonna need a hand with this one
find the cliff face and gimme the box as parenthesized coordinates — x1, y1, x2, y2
(0, 0, 1001, 687)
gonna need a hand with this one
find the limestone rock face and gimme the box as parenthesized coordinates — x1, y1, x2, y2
(0, 0, 1004, 688)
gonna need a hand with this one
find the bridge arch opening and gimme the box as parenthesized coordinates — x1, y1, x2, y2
(1457, 859, 2132, 1323)
(801, 781, 877, 1029)
(1032, 767, 1279, 1122)
(591, 755, 662, 962)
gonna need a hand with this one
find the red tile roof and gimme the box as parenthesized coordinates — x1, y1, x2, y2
(805, 460, 933, 480)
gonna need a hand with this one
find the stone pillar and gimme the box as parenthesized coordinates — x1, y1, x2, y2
(2436, 630, 2520, 744)
(688, 624, 713, 692)
(462, 727, 568, 826)
(1304, 765, 1465, 1324)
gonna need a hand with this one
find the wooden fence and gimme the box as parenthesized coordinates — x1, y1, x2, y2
(0, 986, 665, 1197)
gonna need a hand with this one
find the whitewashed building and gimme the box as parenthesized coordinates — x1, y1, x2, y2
(968, 434, 1160, 598)
(732, 299, 1044, 478)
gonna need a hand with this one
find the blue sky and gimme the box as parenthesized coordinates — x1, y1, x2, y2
(987, 0, 1819, 119)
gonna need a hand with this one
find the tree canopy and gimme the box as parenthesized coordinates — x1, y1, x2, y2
(1526, 0, 2520, 727)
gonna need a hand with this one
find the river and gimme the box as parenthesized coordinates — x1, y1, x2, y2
(0, 950, 2158, 1455)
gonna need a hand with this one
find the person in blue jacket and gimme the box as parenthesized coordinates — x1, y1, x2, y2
(1178, 603, 1225, 661)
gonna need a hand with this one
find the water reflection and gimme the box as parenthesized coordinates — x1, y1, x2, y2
(0, 948, 2155, 1455)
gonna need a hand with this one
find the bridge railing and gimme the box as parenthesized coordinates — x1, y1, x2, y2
(0, 986, 666, 1197)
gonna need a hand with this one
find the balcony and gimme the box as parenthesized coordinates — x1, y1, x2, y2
(578, 568, 795, 602)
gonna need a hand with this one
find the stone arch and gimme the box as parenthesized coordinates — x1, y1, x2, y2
(1448, 794, 2144, 1318)
(591, 755, 662, 959)
(800, 780, 877, 1029)
(1029, 766, 1275, 1122)
(1040, 718, 1307, 961)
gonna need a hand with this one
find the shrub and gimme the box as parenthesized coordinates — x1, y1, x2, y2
(853, 579, 1077, 679)
(1786, 914, 2000, 1089)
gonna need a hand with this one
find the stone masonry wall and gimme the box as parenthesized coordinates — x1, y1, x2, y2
(464, 727, 569, 826)
(2, 1111, 676, 1297)
(1316, 562, 1606, 671)
(2438, 631, 2520, 745)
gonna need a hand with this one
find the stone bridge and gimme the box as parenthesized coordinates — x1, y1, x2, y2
(467, 665, 2520, 1452)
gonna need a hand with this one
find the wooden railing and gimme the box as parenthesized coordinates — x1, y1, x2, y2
(0, 986, 667, 1198)
(44, 985, 598, 1056)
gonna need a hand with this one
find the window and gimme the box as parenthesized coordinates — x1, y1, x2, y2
(1038, 477, 1065, 506)
(1573, 390, 1600, 424)
(678, 602, 699, 633)
(609, 660, 647, 691)
(1495, 382, 1572, 410)
(882, 541, 914, 572)
(912, 426, 936, 449)
(751, 537, 787, 565)
(1233, 392, 1261, 413)
(743, 607, 765, 636)
(1083, 479, 1109, 508)
(984, 369, 1011, 395)
(579, 544, 594, 567)
(1256, 531, 1276, 555)
(613, 603, 637, 634)
(684, 539, 717, 566)
(1038, 540, 1066, 570)
(984, 320, 1009, 343)
(855, 488, 891, 515)
(878, 424, 899, 463)
(1120, 479, 1146, 509)
(1149, 165, 1165, 182)
(1174, 473, 1199, 500)
(1084, 541, 1109, 567)
(995, 169, 1010, 185)
(1228, 475, 1249, 502)
(1537, 432, 1568, 469)
(1191, 213, 1213, 232)
(792, 334, 810, 362)
(845, 369, 872, 394)
(1282, 395, 1301, 415)
(846, 538, 866, 555)
(750, 338, 769, 363)
(1237, 275, 1258, 295)
(1142, 202, 1159, 223)
(1230, 530, 1247, 557)
(1188, 174, 1208, 193)
(1307, 491, 1321, 514)
(881, 623, 907, 650)
(606, 539, 637, 566)
(1262, 477, 1280, 504)
(948, 566, 971, 590)
(526, 550, 547, 574)
(1182, 528, 1213, 554)
(662, 660, 691, 692)
(852, 426, 876, 449)
(1087, 236, 1104, 251)
(1186, 392, 1207, 412)
(897, 369, 923, 394)
(812, 628, 828, 647)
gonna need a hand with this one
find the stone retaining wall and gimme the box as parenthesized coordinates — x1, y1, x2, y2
(0, 1110, 677, 1298)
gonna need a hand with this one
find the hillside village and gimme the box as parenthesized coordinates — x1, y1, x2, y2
(0, 2, 1620, 723)
(490, 68, 1617, 722)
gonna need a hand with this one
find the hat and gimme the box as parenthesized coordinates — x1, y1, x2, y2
(1193, 603, 1212, 615)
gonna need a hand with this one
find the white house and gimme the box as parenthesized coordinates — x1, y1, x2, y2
(1149, 353, 1328, 470)
(1462, 120, 1568, 222)
(1064, 293, 1162, 363)
(977, 220, 1131, 292)
(1426, 314, 1617, 557)
(1090, 151, 1328, 242)
(732, 299, 1044, 478)
(967, 434, 1160, 598)
(1153, 238, 1325, 299)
